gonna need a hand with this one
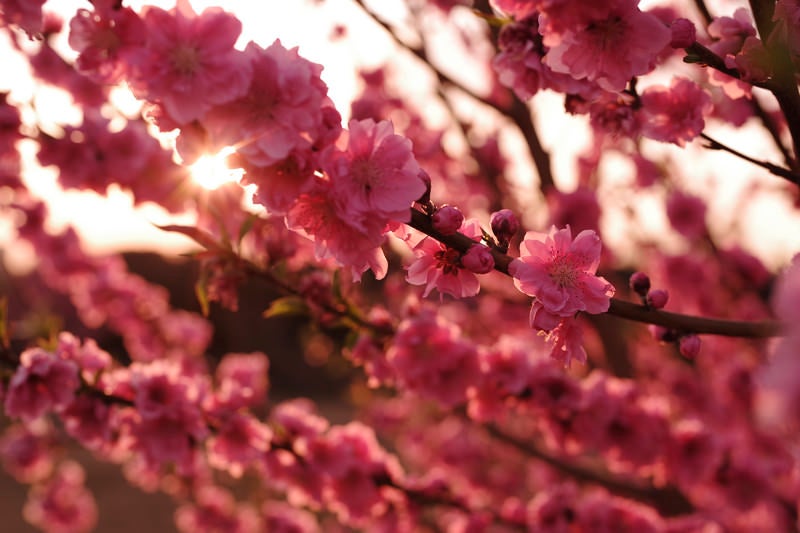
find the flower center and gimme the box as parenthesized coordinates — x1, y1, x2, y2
(171, 44, 201, 75)
(548, 254, 577, 287)
(435, 247, 462, 275)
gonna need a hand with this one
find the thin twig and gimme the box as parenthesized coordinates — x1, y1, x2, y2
(407, 209, 784, 338)
(700, 133, 800, 185)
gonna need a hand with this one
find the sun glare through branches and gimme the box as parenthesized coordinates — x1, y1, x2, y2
(188, 147, 242, 190)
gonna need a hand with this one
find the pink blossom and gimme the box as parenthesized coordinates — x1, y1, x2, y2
(214, 352, 270, 411)
(461, 244, 495, 274)
(492, 15, 596, 101)
(708, 8, 756, 57)
(0, 421, 54, 483)
(387, 311, 481, 408)
(128, 0, 252, 124)
(175, 485, 260, 533)
(406, 218, 484, 299)
(286, 183, 389, 280)
(187, 39, 338, 171)
(510, 225, 614, 318)
(324, 118, 425, 231)
(543, 0, 670, 92)
(666, 189, 707, 238)
(547, 186, 601, 234)
(0, 0, 46, 36)
(67, 3, 145, 83)
(23, 461, 97, 533)
(207, 414, 272, 478)
(640, 78, 712, 146)
(546, 316, 588, 367)
(5, 348, 81, 421)
(262, 501, 320, 533)
(670, 18, 696, 48)
(431, 205, 464, 235)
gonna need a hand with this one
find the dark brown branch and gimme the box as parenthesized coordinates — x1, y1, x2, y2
(700, 133, 800, 185)
(408, 209, 784, 338)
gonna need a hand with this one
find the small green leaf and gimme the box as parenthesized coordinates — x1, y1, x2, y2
(262, 297, 309, 319)
(194, 272, 210, 317)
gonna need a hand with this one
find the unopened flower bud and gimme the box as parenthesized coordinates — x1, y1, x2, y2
(629, 271, 651, 296)
(646, 289, 669, 309)
(670, 18, 696, 49)
(431, 205, 463, 235)
(490, 209, 520, 246)
(679, 334, 701, 358)
(461, 244, 495, 274)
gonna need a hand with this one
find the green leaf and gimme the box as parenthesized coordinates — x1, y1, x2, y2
(194, 272, 211, 317)
(262, 297, 309, 319)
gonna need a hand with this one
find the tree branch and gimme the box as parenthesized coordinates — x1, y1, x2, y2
(408, 209, 784, 338)
(700, 133, 800, 185)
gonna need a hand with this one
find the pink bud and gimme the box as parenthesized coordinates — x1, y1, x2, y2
(670, 18, 696, 49)
(461, 244, 495, 274)
(431, 205, 463, 235)
(646, 289, 669, 309)
(628, 271, 651, 296)
(679, 335, 701, 358)
(490, 209, 520, 245)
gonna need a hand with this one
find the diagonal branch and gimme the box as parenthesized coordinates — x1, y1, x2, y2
(408, 209, 783, 338)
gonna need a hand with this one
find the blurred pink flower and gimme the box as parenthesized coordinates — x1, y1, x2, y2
(641, 78, 712, 146)
(5, 348, 80, 421)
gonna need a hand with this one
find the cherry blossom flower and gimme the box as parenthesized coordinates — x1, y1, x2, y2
(67, 2, 145, 83)
(5, 348, 81, 421)
(324, 118, 426, 232)
(406, 218, 485, 299)
(543, 0, 670, 92)
(510, 225, 614, 319)
(128, 0, 252, 124)
(665, 189, 707, 239)
(387, 311, 481, 408)
(23, 461, 98, 533)
(640, 78, 712, 146)
(286, 183, 389, 280)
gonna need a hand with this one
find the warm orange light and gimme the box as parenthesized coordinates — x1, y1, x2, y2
(189, 147, 242, 190)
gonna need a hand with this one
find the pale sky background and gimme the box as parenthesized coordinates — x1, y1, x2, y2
(1, 0, 799, 274)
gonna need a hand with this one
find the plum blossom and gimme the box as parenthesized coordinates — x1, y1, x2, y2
(5, 348, 81, 421)
(67, 2, 145, 83)
(640, 78, 712, 146)
(287, 183, 389, 280)
(387, 311, 481, 408)
(127, 0, 252, 124)
(542, 0, 670, 92)
(23, 461, 98, 533)
(510, 225, 614, 320)
(406, 218, 485, 299)
(324, 118, 426, 231)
